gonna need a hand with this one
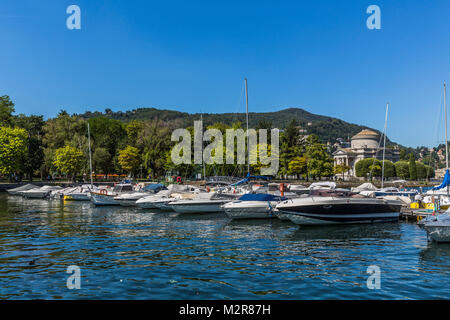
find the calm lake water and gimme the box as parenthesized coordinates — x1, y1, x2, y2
(0, 193, 449, 300)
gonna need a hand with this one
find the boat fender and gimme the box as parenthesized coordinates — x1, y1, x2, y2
(100, 189, 107, 195)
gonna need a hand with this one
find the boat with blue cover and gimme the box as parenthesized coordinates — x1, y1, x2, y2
(222, 193, 287, 220)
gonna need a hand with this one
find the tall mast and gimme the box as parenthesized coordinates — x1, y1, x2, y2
(445, 82, 448, 170)
(88, 122, 93, 187)
(381, 103, 388, 189)
(201, 113, 206, 185)
(245, 78, 250, 176)
(444, 82, 448, 196)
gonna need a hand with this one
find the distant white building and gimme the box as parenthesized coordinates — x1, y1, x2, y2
(333, 130, 400, 177)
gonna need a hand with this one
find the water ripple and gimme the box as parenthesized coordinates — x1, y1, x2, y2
(0, 193, 449, 299)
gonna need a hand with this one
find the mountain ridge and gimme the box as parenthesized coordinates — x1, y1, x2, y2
(75, 106, 396, 146)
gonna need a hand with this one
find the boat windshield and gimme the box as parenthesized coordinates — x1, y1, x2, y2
(238, 193, 285, 201)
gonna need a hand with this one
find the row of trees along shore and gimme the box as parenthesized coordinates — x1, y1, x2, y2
(0, 95, 435, 182)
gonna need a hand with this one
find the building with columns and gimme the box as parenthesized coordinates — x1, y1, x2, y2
(333, 129, 400, 178)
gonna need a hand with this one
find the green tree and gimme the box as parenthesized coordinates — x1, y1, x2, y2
(118, 146, 141, 175)
(355, 158, 382, 179)
(14, 114, 45, 180)
(0, 95, 15, 126)
(334, 163, 351, 180)
(305, 135, 333, 179)
(93, 147, 112, 175)
(381, 160, 396, 178)
(53, 145, 84, 181)
(409, 153, 417, 180)
(288, 156, 307, 177)
(0, 126, 28, 177)
(394, 161, 410, 179)
(424, 164, 435, 179)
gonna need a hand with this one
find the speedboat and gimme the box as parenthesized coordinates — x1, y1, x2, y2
(115, 183, 167, 206)
(351, 183, 377, 193)
(360, 187, 418, 198)
(168, 192, 236, 214)
(152, 191, 201, 211)
(90, 183, 134, 206)
(50, 186, 78, 199)
(7, 184, 38, 195)
(287, 184, 309, 195)
(222, 193, 287, 219)
(423, 212, 450, 242)
(20, 185, 63, 199)
(275, 190, 403, 226)
(135, 184, 201, 209)
(63, 185, 98, 201)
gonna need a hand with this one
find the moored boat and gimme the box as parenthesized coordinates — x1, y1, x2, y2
(7, 184, 38, 195)
(275, 191, 402, 226)
(423, 212, 450, 242)
(222, 193, 287, 220)
(20, 185, 63, 199)
(169, 192, 236, 214)
(90, 183, 134, 206)
(114, 183, 167, 206)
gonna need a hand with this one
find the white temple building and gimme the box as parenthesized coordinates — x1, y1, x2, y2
(333, 129, 400, 177)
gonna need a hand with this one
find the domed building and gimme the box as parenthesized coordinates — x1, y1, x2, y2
(333, 129, 400, 178)
(350, 130, 380, 149)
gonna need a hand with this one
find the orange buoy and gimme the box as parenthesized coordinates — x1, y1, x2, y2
(279, 183, 285, 197)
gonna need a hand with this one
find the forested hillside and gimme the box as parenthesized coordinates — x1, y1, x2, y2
(77, 107, 391, 145)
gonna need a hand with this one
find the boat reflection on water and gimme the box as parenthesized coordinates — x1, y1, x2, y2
(419, 241, 450, 264)
(286, 223, 402, 242)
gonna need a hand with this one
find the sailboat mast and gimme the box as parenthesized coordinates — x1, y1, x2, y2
(88, 122, 93, 187)
(445, 82, 448, 170)
(444, 81, 448, 196)
(381, 103, 388, 189)
(245, 78, 250, 176)
(201, 113, 206, 185)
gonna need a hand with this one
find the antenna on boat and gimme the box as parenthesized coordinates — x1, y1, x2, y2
(88, 122, 93, 188)
(381, 103, 389, 189)
(245, 78, 250, 176)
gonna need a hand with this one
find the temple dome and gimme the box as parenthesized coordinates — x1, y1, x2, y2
(351, 130, 379, 149)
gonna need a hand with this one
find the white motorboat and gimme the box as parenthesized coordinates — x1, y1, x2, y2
(152, 191, 203, 211)
(90, 183, 134, 206)
(360, 187, 418, 198)
(63, 185, 99, 201)
(351, 183, 377, 193)
(423, 212, 450, 242)
(222, 193, 287, 220)
(50, 186, 78, 199)
(275, 190, 403, 226)
(169, 192, 236, 214)
(135, 184, 201, 209)
(20, 185, 63, 199)
(287, 184, 309, 195)
(7, 184, 38, 195)
(115, 183, 167, 206)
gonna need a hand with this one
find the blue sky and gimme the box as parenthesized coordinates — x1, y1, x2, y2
(1, 0, 450, 147)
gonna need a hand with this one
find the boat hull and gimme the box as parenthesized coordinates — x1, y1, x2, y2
(90, 193, 119, 206)
(153, 201, 174, 211)
(21, 191, 51, 199)
(424, 225, 450, 242)
(116, 199, 138, 207)
(223, 201, 277, 219)
(276, 197, 402, 225)
(170, 201, 227, 214)
(64, 193, 90, 201)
